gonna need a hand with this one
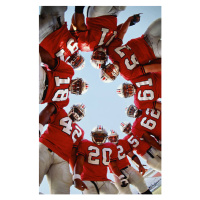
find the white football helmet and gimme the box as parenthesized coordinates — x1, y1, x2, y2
(68, 104, 86, 122)
(100, 63, 119, 83)
(91, 125, 108, 145)
(125, 105, 139, 118)
(116, 83, 136, 98)
(90, 47, 108, 69)
(120, 122, 132, 134)
(108, 130, 119, 144)
(68, 51, 85, 70)
(70, 78, 89, 95)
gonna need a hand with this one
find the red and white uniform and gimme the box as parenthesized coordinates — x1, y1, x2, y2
(75, 16, 117, 52)
(107, 37, 156, 80)
(123, 133, 151, 157)
(40, 60, 74, 110)
(132, 108, 161, 141)
(39, 108, 84, 193)
(114, 139, 132, 170)
(131, 72, 161, 109)
(40, 22, 79, 62)
(77, 139, 118, 181)
(110, 139, 149, 194)
(123, 133, 161, 172)
(40, 108, 84, 162)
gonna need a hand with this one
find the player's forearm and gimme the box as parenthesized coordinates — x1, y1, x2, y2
(72, 13, 87, 31)
(117, 16, 133, 40)
(143, 132, 161, 151)
(155, 101, 161, 111)
(143, 63, 161, 73)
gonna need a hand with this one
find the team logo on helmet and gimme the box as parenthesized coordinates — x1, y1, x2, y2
(108, 130, 119, 144)
(100, 63, 119, 83)
(117, 83, 136, 98)
(90, 47, 108, 69)
(70, 78, 89, 95)
(91, 125, 108, 145)
(125, 105, 139, 118)
(120, 122, 132, 134)
(68, 103, 86, 122)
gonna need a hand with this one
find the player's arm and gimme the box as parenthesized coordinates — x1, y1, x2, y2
(142, 132, 161, 151)
(39, 103, 56, 137)
(143, 62, 161, 74)
(73, 154, 88, 191)
(71, 6, 87, 31)
(39, 46, 58, 70)
(69, 147, 78, 172)
(110, 161, 129, 187)
(127, 151, 146, 175)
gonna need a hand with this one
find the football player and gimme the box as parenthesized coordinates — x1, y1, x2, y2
(39, 104, 86, 194)
(39, 60, 88, 110)
(73, 125, 129, 194)
(108, 130, 152, 194)
(100, 17, 161, 82)
(39, 6, 85, 70)
(116, 72, 161, 111)
(126, 105, 161, 143)
(70, 6, 126, 54)
(120, 122, 161, 172)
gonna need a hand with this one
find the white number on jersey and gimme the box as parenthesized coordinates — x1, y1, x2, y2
(52, 76, 70, 101)
(72, 125, 83, 143)
(98, 28, 117, 46)
(127, 135, 140, 148)
(117, 145, 126, 160)
(140, 109, 161, 130)
(60, 116, 72, 135)
(55, 38, 78, 62)
(88, 146, 112, 166)
(136, 78, 154, 101)
(114, 46, 139, 70)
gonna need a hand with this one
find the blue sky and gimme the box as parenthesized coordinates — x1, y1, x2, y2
(39, 6, 161, 194)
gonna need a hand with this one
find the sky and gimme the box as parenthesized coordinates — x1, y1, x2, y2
(39, 5, 161, 194)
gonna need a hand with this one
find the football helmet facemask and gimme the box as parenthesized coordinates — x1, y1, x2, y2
(125, 105, 139, 118)
(120, 122, 132, 134)
(70, 78, 89, 95)
(108, 130, 119, 144)
(90, 47, 108, 69)
(91, 125, 108, 145)
(68, 103, 86, 122)
(100, 63, 119, 83)
(68, 51, 85, 70)
(117, 83, 136, 98)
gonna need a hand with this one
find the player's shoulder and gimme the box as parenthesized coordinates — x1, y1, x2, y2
(104, 142, 117, 149)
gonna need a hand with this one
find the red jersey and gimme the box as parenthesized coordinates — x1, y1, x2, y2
(41, 59, 74, 110)
(39, 108, 84, 162)
(75, 16, 117, 52)
(131, 72, 161, 109)
(123, 133, 151, 157)
(77, 139, 118, 181)
(107, 36, 156, 80)
(132, 108, 161, 140)
(115, 139, 132, 170)
(40, 23, 79, 63)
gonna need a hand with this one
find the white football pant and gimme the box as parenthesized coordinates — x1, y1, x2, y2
(144, 18, 161, 58)
(39, 6, 67, 43)
(82, 180, 118, 194)
(87, 6, 126, 18)
(39, 142, 73, 194)
(143, 147, 161, 172)
(113, 166, 148, 194)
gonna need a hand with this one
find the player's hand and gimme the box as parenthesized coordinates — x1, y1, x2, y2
(119, 175, 129, 187)
(138, 165, 147, 176)
(129, 13, 142, 26)
(74, 179, 88, 191)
